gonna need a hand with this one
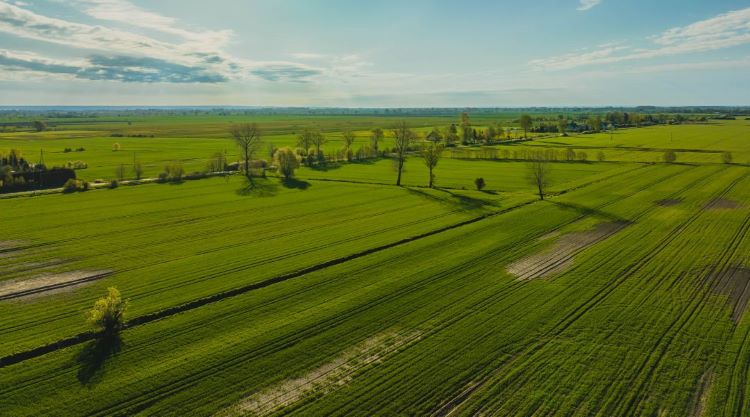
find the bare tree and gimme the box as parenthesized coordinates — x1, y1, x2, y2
(392, 121, 416, 186)
(528, 153, 550, 200)
(421, 142, 444, 188)
(231, 123, 262, 183)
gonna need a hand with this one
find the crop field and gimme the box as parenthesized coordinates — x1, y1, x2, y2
(1, 113, 749, 417)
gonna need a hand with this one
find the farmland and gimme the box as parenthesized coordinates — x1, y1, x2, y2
(1, 113, 749, 417)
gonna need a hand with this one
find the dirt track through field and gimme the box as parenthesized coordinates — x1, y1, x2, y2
(0, 270, 111, 301)
(708, 267, 750, 323)
(506, 221, 629, 280)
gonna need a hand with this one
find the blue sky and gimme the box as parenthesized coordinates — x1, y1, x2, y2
(0, 0, 749, 106)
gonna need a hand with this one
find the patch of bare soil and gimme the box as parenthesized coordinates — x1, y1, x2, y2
(0, 241, 23, 251)
(217, 330, 421, 417)
(656, 198, 682, 207)
(704, 198, 742, 210)
(689, 370, 713, 417)
(0, 270, 111, 301)
(708, 267, 750, 323)
(506, 221, 629, 280)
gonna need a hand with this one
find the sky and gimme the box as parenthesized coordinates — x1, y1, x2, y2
(0, 0, 749, 107)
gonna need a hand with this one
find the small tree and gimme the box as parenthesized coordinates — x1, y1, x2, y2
(519, 114, 533, 138)
(208, 151, 227, 172)
(112, 143, 121, 152)
(557, 119, 567, 135)
(370, 128, 384, 154)
(460, 112, 472, 144)
(133, 160, 143, 180)
(342, 130, 356, 150)
(474, 177, 485, 191)
(87, 287, 128, 334)
(33, 120, 47, 132)
(421, 142, 444, 188)
(663, 150, 677, 163)
(597, 151, 606, 162)
(528, 153, 550, 200)
(164, 161, 184, 182)
(115, 164, 126, 181)
(230, 123, 262, 182)
(392, 121, 417, 186)
(275, 147, 300, 179)
(722, 152, 733, 164)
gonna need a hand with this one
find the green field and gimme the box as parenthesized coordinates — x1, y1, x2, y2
(1, 114, 749, 416)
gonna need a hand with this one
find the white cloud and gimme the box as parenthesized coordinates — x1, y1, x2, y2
(532, 7, 750, 70)
(0, 1, 328, 83)
(577, 0, 601, 11)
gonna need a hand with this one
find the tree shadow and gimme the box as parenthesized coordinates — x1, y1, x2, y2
(235, 177, 279, 197)
(76, 332, 122, 386)
(281, 177, 311, 190)
(308, 162, 342, 172)
(405, 187, 498, 212)
(550, 201, 627, 222)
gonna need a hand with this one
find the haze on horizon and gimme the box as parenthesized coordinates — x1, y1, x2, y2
(0, 0, 749, 107)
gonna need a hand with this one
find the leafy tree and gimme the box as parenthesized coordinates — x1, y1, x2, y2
(311, 130, 327, 159)
(444, 125, 459, 146)
(112, 143, 121, 152)
(231, 123, 262, 182)
(87, 287, 129, 334)
(392, 121, 417, 186)
(722, 151, 733, 164)
(663, 150, 677, 163)
(33, 120, 47, 132)
(425, 128, 443, 143)
(460, 112, 472, 144)
(275, 147, 300, 179)
(588, 116, 602, 132)
(519, 114, 533, 138)
(557, 119, 567, 135)
(528, 153, 550, 200)
(164, 161, 184, 181)
(370, 128, 384, 153)
(474, 177, 485, 191)
(133, 159, 143, 180)
(342, 129, 356, 149)
(420, 142, 444, 188)
(597, 151, 606, 162)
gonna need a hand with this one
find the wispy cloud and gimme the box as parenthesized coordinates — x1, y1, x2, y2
(577, 0, 602, 11)
(0, 0, 328, 84)
(532, 7, 750, 70)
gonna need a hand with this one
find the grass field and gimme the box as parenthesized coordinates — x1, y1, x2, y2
(1, 113, 749, 416)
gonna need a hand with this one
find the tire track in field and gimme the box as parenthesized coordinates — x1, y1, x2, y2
(0, 164, 670, 369)
(430, 165, 726, 416)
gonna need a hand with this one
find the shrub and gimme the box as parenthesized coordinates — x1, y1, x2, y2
(597, 151, 606, 162)
(275, 147, 300, 179)
(164, 162, 184, 182)
(63, 147, 72, 153)
(722, 152, 733, 164)
(112, 142, 121, 152)
(663, 150, 677, 163)
(157, 172, 168, 182)
(474, 177, 486, 191)
(76, 147, 85, 152)
(87, 287, 128, 334)
(576, 151, 588, 162)
(62, 178, 79, 193)
(109, 180, 119, 188)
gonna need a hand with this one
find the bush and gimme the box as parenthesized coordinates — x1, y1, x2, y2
(109, 180, 119, 188)
(63, 147, 72, 153)
(722, 152, 733, 164)
(112, 142, 121, 152)
(87, 287, 128, 334)
(62, 178, 79, 193)
(275, 147, 300, 179)
(164, 162, 184, 182)
(663, 150, 677, 163)
(597, 151, 606, 162)
(474, 177, 486, 191)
